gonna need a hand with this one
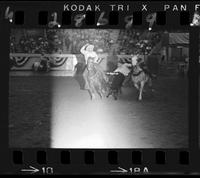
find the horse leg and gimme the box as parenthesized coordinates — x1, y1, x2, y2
(95, 85, 103, 99)
(87, 83, 96, 100)
(113, 90, 118, 100)
(138, 81, 145, 101)
(119, 87, 122, 94)
(106, 88, 112, 98)
(91, 87, 96, 100)
(134, 83, 139, 91)
(100, 81, 107, 98)
(134, 83, 141, 99)
(97, 89, 103, 99)
(90, 90, 96, 100)
(87, 89, 93, 100)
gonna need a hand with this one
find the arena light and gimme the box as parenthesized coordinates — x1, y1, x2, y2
(50, 79, 148, 148)
(50, 91, 113, 148)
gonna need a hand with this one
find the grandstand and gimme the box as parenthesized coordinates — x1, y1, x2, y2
(10, 29, 164, 75)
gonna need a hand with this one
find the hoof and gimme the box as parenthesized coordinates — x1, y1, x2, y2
(106, 91, 112, 98)
(113, 94, 118, 100)
(106, 93, 111, 98)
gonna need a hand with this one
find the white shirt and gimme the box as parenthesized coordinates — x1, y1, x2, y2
(80, 49, 99, 64)
(131, 55, 138, 66)
(114, 63, 132, 76)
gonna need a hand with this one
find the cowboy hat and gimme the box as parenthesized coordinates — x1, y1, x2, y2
(86, 44, 94, 51)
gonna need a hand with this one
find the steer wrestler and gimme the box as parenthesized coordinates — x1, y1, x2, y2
(107, 61, 132, 99)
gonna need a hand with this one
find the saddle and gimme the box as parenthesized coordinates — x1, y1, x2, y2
(132, 64, 153, 78)
(132, 70, 143, 76)
(132, 66, 144, 76)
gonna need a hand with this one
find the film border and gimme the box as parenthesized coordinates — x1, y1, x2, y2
(0, 0, 199, 175)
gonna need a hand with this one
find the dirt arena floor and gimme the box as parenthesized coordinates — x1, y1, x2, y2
(9, 72, 189, 148)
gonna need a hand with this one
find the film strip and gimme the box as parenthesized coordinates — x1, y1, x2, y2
(0, 0, 199, 175)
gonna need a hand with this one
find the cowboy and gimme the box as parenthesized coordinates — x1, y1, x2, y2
(40, 53, 50, 72)
(131, 54, 156, 78)
(78, 43, 107, 92)
(79, 43, 98, 90)
(107, 61, 132, 98)
(76, 43, 99, 76)
(80, 43, 99, 64)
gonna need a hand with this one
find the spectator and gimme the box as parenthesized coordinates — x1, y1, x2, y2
(160, 47, 167, 64)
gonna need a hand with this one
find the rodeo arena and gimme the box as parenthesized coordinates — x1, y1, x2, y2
(9, 29, 189, 148)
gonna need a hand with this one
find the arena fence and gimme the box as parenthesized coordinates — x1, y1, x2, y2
(9, 53, 149, 76)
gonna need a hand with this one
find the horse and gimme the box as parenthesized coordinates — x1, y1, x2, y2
(84, 58, 108, 100)
(131, 56, 154, 101)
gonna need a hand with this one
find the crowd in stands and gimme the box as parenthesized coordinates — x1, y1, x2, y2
(10, 29, 163, 55)
(10, 36, 49, 53)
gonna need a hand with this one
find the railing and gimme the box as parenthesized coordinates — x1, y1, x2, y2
(9, 53, 109, 71)
(10, 53, 149, 73)
(10, 53, 80, 71)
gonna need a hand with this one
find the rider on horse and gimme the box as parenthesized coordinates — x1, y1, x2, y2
(80, 43, 101, 90)
(131, 54, 156, 79)
(79, 43, 108, 99)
